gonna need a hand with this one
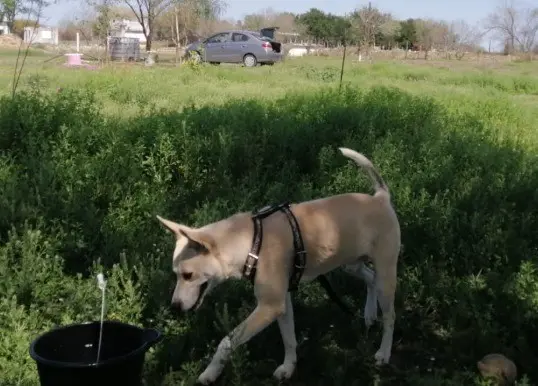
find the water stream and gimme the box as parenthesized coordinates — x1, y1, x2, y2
(96, 273, 107, 364)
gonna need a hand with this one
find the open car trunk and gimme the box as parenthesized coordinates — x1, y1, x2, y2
(260, 27, 282, 53)
(267, 41, 282, 53)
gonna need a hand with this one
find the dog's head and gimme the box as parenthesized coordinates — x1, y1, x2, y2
(156, 215, 224, 312)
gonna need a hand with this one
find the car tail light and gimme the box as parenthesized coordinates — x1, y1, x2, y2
(262, 42, 271, 49)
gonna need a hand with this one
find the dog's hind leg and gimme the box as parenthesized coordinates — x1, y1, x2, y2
(371, 249, 397, 366)
(273, 293, 297, 381)
(343, 261, 378, 328)
(197, 301, 285, 385)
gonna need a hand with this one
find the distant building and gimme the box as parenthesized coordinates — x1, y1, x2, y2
(0, 22, 10, 35)
(109, 19, 148, 43)
(23, 26, 59, 45)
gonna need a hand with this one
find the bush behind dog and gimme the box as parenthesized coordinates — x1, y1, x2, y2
(0, 85, 536, 385)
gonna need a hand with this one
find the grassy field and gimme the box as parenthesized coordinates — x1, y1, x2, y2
(1, 47, 538, 386)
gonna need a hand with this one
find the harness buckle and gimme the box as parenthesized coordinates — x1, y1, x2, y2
(244, 252, 259, 276)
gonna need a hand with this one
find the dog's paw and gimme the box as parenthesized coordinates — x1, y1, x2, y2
(273, 362, 296, 380)
(364, 309, 377, 328)
(363, 302, 377, 328)
(197, 366, 221, 385)
(374, 350, 390, 367)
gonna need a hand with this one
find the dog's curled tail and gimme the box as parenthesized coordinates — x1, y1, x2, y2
(338, 147, 390, 198)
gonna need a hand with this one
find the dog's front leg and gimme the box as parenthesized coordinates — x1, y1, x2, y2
(197, 302, 284, 385)
(273, 293, 297, 381)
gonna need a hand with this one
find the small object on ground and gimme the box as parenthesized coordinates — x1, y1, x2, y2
(65, 53, 82, 66)
(477, 353, 517, 385)
(145, 51, 157, 66)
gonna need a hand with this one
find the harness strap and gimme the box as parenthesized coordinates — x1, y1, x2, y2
(243, 202, 304, 288)
(243, 202, 290, 283)
(242, 202, 356, 316)
(280, 204, 306, 291)
(243, 216, 262, 283)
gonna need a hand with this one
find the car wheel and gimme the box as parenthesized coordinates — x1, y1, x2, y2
(243, 54, 257, 67)
(190, 51, 202, 63)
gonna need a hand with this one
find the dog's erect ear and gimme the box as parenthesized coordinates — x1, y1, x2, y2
(156, 215, 182, 235)
(156, 215, 216, 254)
(178, 227, 216, 255)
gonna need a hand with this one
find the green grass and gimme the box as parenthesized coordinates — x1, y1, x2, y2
(0, 48, 537, 386)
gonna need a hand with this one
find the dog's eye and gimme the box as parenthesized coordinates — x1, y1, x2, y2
(181, 272, 193, 281)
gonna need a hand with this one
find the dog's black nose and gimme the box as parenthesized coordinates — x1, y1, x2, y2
(170, 300, 183, 312)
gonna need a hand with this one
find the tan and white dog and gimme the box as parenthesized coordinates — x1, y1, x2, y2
(157, 147, 401, 384)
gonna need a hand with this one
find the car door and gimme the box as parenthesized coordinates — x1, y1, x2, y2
(203, 32, 230, 62)
(228, 32, 253, 62)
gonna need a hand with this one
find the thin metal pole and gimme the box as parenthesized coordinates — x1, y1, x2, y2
(339, 42, 347, 93)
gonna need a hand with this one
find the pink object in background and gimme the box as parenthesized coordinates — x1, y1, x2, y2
(65, 53, 82, 66)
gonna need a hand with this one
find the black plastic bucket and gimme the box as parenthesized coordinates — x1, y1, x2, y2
(29, 320, 162, 386)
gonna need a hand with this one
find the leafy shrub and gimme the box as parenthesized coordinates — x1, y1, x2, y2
(0, 84, 537, 385)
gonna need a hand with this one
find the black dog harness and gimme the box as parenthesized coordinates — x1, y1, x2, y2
(242, 202, 355, 315)
(242, 202, 305, 291)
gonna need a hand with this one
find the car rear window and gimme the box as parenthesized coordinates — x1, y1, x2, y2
(232, 33, 249, 42)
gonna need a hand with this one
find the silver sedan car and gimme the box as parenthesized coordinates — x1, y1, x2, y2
(185, 29, 284, 67)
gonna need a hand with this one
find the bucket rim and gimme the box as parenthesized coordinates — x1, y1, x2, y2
(29, 320, 162, 369)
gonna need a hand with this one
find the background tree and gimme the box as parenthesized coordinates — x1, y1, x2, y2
(448, 19, 483, 59)
(329, 14, 352, 46)
(163, 0, 225, 61)
(83, 0, 125, 61)
(484, 0, 538, 54)
(1, 0, 23, 30)
(413, 19, 431, 55)
(10, 0, 48, 96)
(118, 0, 172, 51)
(242, 7, 277, 30)
(240, 10, 298, 42)
(377, 18, 399, 49)
(58, 11, 95, 42)
(295, 8, 330, 45)
(296, 8, 350, 47)
(9, 18, 39, 37)
(350, 3, 387, 52)
(0, 0, 48, 30)
(396, 18, 417, 50)
(242, 12, 264, 30)
(273, 12, 296, 32)
(92, 0, 112, 42)
(191, 0, 226, 35)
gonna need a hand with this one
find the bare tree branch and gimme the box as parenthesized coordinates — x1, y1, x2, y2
(484, 0, 538, 54)
(117, 0, 174, 51)
(448, 19, 484, 59)
(12, 0, 47, 97)
(350, 3, 388, 54)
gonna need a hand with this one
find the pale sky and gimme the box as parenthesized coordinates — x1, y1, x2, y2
(43, 0, 499, 27)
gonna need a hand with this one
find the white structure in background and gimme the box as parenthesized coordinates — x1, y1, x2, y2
(287, 46, 319, 57)
(23, 26, 59, 45)
(109, 19, 147, 44)
(0, 22, 10, 35)
(288, 47, 309, 57)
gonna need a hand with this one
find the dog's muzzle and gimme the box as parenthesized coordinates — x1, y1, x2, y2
(171, 282, 209, 312)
